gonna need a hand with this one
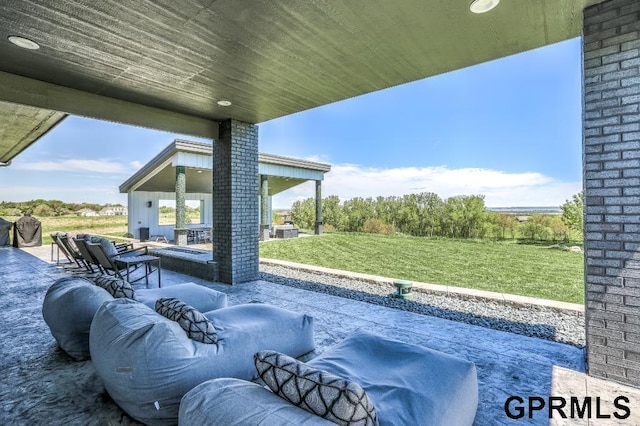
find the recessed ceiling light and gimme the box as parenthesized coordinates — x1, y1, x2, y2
(470, 0, 500, 14)
(8, 35, 40, 50)
(217, 100, 232, 107)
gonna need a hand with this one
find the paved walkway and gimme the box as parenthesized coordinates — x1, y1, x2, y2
(1, 246, 639, 425)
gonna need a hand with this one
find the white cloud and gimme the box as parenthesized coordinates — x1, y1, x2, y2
(303, 154, 331, 163)
(272, 164, 582, 209)
(12, 159, 133, 174)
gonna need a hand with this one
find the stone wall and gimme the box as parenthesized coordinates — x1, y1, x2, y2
(583, 0, 640, 387)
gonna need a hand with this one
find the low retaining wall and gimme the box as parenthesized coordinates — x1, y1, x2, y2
(149, 246, 219, 282)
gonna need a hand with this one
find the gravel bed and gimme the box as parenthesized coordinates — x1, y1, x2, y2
(259, 264, 585, 348)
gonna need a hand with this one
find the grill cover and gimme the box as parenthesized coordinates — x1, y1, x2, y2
(13, 215, 42, 247)
(0, 217, 11, 246)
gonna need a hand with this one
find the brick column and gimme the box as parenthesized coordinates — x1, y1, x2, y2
(213, 119, 259, 284)
(583, 0, 640, 387)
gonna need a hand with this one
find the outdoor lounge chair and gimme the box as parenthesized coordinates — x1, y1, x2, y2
(179, 330, 478, 426)
(85, 238, 155, 283)
(72, 237, 100, 273)
(43, 275, 229, 361)
(50, 232, 76, 265)
(90, 297, 315, 424)
(56, 233, 91, 271)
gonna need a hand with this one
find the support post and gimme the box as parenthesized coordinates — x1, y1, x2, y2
(260, 175, 270, 241)
(583, 0, 640, 388)
(315, 180, 323, 235)
(174, 165, 187, 245)
(213, 119, 259, 284)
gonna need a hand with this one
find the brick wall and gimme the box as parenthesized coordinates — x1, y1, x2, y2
(213, 119, 259, 284)
(583, 0, 640, 387)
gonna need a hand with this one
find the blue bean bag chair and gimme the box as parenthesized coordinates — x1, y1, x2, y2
(42, 276, 228, 360)
(89, 298, 315, 425)
(179, 330, 478, 426)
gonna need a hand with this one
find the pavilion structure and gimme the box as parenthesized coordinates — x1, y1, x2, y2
(119, 139, 330, 244)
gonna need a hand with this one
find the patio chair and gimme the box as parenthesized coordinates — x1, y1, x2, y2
(72, 237, 100, 273)
(85, 239, 159, 285)
(57, 233, 91, 271)
(50, 232, 75, 265)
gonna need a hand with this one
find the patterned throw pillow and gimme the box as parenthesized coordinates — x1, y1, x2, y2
(254, 351, 378, 426)
(155, 297, 217, 344)
(90, 274, 136, 300)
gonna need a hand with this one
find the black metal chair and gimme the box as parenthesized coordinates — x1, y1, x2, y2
(85, 241, 160, 287)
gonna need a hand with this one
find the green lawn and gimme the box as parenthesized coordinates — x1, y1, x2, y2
(260, 233, 585, 304)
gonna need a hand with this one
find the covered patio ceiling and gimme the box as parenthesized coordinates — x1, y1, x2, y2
(0, 0, 603, 162)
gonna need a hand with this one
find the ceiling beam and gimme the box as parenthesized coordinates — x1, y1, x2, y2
(0, 71, 219, 139)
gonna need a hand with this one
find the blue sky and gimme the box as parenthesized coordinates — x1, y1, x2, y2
(1, 37, 583, 209)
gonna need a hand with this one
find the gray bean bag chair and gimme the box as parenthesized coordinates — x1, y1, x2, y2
(179, 330, 478, 426)
(89, 298, 315, 425)
(42, 276, 228, 361)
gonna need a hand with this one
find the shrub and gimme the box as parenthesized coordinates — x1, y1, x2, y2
(362, 218, 395, 235)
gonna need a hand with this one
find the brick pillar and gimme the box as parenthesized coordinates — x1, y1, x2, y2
(213, 119, 259, 284)
(583, 0, 640, 388)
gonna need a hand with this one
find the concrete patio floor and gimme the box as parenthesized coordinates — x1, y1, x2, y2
(1, 245, 639, 425)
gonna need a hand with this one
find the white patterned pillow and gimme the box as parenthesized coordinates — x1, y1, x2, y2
(90, 274, 136, 300)
(155, 297, 217, 344)
(254, 350, 378, 426)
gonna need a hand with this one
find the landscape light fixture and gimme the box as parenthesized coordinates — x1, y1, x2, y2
(8, 35, 40, 50)
(470, 0, 500, 14)
(217, 100, 232, 107)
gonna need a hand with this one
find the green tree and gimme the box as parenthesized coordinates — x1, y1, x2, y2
(32, 203, 54, 217)
(290, 198, 315, 229)
(341, 197, 375, 232)
(561, 192, 584, 238)
(322, 195, 343, 229)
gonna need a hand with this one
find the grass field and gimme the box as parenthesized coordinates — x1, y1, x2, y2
(260, 233, 585, 304)
(10, 215, 584, 303)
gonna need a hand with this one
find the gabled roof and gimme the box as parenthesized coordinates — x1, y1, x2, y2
(119, 139, 331, 195)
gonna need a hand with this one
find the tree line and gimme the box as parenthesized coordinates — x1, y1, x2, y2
(289, 192, 584, 242)
(0, 200, 125, 217)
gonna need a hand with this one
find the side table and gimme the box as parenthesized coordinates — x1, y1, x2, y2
(114, 254, 161, 288)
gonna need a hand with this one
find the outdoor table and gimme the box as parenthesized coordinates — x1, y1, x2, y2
(114, 254, 161, 288)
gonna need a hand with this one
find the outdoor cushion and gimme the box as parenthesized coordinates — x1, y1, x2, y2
(42, 276, 113, 361)
(90, 236, 118, 259)
(135, 283, 227, 313)
(179, 330, 478, 426)
(179, 378, 334, 426)
(155, 297, 217, 344)
(307, 330, 478, 426)
(255, 350, 377, 425)
(90, 298, 315, 425)
(42, 277, 228, 361)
